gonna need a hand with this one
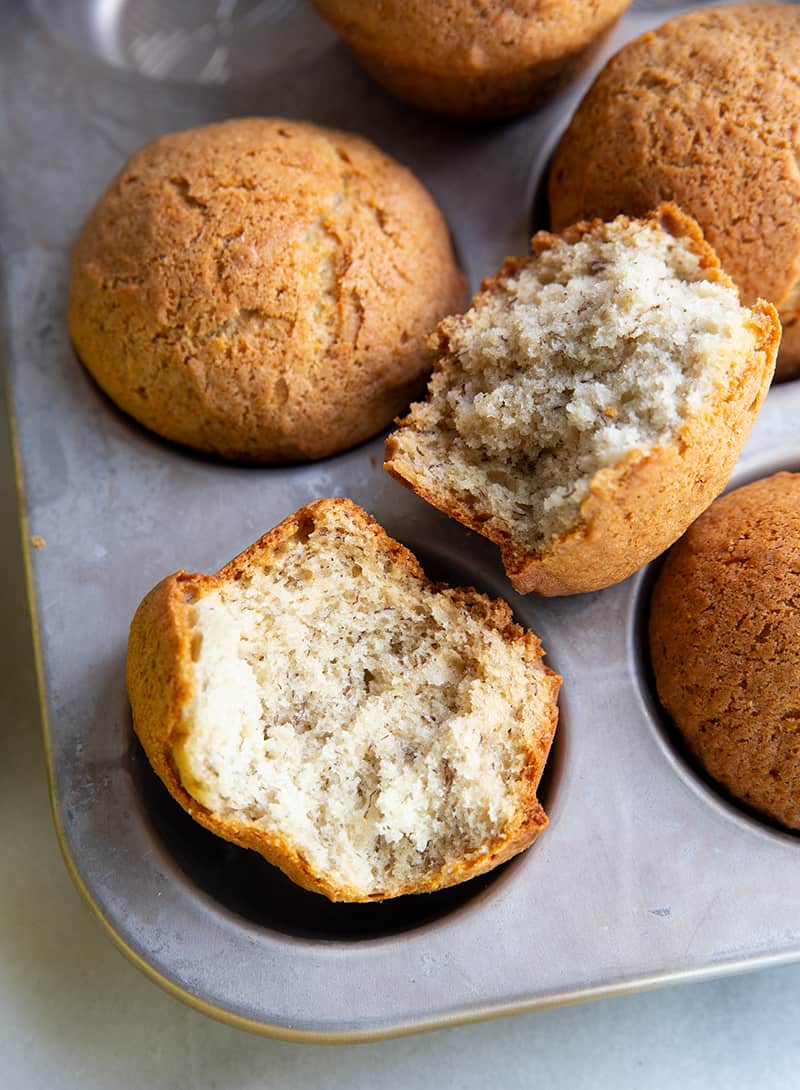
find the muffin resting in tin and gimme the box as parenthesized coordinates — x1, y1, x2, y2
(650, 473, 800, 829)
(68, 117, 466, 462)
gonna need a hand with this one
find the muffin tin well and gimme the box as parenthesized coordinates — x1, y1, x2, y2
(6, 0, 800, 1041)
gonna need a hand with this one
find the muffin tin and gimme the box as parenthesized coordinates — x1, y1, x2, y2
(5, 0, 800, 1041)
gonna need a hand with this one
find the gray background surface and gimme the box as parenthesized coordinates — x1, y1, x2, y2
(3, 380, 800, 1089)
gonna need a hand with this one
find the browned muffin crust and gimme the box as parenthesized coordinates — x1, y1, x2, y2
(549, 2, 800, 378)
(68, 118, 465, 462)
(650, 473, 800, 829)
(312, 0, 631, 118)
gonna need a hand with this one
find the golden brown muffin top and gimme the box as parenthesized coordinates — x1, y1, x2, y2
(549, 2, 800, 376)
(650, 472, 800, 829)
(68, 117, 465, 462)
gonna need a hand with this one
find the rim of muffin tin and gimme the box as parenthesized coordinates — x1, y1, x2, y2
(126, 534, 571, 944)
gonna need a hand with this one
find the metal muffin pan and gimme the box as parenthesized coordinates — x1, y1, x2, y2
(4, 0, 800, 1042)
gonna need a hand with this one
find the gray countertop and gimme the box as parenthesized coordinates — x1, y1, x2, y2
(3, 379, 800, 1089)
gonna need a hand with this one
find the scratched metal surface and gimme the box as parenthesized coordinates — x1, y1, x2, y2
(3, 0, 800, 1040)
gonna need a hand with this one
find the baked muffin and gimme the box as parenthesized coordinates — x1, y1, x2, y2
(311, 0, 632, 118)
(127, 499, 560, 901)
(68, 118, 465, 462)
(549, 2, 800, 379)
(386, 206, 780, 596)
(650, 473, 800, 830)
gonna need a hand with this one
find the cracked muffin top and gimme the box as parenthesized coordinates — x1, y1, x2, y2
(67, 117, 465, 462)
(649, 472, 800, 829)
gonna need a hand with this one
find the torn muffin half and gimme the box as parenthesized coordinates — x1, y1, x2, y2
(127, 499, 560, 901)
(385, 205, 780, 595)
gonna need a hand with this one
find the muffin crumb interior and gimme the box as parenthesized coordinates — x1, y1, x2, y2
(393, 218, 752, 548)
(174, 504, 550, 894)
